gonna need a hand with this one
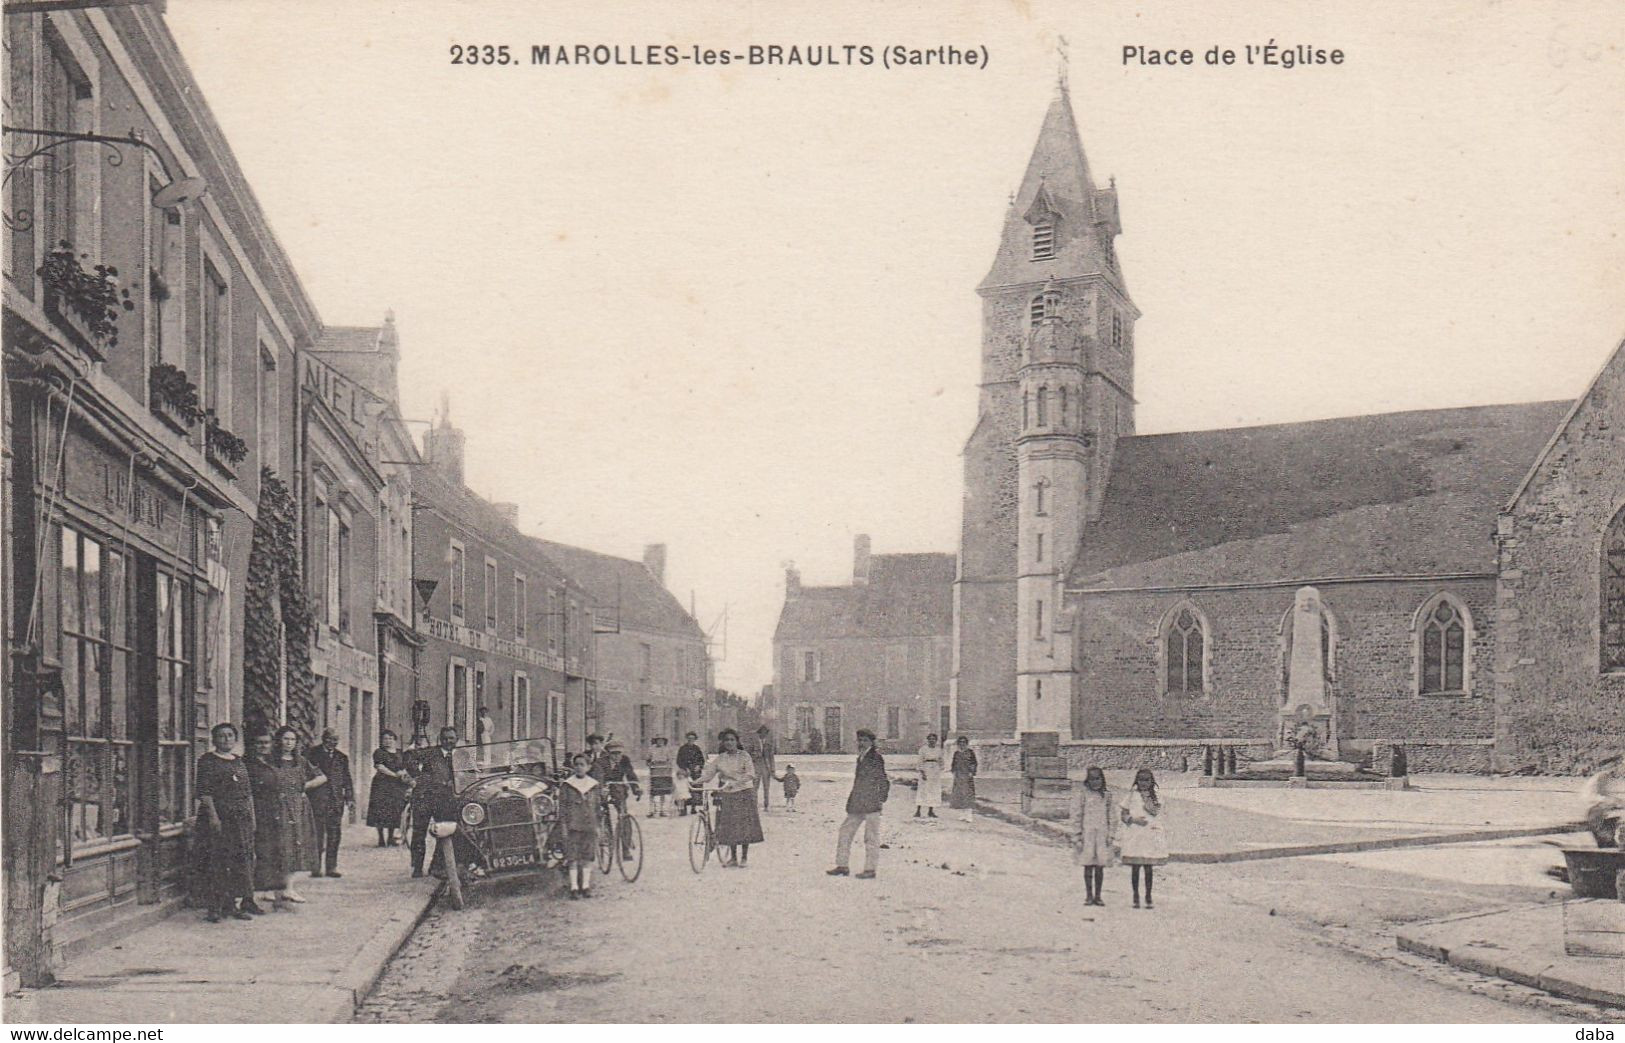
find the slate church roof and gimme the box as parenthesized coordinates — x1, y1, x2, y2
(1067, 400, 1571, 590)
(775, 553, 956, 641)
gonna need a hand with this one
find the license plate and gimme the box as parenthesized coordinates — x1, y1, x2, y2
(489, 852, 538, 870)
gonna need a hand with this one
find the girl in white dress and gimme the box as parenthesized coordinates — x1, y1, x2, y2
(1117, 768, 1169, 909)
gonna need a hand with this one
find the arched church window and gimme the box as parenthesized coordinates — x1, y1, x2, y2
(1164, 605, 1207, 695)
(1112, 313, 1123, 349)
(1032, 222, 1055, 261)
(1603, 505, 1625, 671)
(1036, 387, 1049, 427)
(1022, 390, 1030, 428)
(1059, 386, 1070, 427)
(1417, 595, 1469, 695)
(1029, 291, 1060, 323)
(1034, 479, 1049, 516)
(1104, 235, 1117, 270)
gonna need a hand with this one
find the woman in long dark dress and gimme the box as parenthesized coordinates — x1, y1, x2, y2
(256, 725, 326, 903)
(245, 732, 285, 903)
(366, 730, 411, 846)
(949, 735, 978, 822)
(195, 722, 260, 922)
(698, 728, 764, 867)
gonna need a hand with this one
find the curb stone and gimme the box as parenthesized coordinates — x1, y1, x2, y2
(319, 878, 440, 1022)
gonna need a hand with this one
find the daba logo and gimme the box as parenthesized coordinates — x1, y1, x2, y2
(1576, 1031, 1614, 1040)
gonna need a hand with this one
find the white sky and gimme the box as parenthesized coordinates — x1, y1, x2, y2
(162, 0, 1625, 695)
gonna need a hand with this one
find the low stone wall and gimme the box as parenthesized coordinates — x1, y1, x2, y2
(1371, 740, 1494, 774)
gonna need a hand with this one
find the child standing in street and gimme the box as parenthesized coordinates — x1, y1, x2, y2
(778, 764, 801, 812)
(558, 753, 604, 899)
(1118, 767, 1169, 909)
(1070, 767, 1117, 906)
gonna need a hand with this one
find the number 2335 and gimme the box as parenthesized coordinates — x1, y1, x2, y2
(450, 45, 512, 65)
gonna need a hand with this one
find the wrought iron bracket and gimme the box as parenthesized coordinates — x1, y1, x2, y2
(2, 125, 169, 232)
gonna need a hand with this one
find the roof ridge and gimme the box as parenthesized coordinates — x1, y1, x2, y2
(1121, 399, 1572, 442)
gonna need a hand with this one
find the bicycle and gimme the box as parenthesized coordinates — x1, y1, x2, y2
(597, 781, 644, 882)
(687, 786, 737, 872)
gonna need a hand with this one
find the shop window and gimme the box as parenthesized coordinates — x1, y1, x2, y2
(61, 529, 136, 846)
(155, 569, 192, 826)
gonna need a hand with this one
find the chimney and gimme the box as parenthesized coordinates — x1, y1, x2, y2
(643, 544, 667, 587)
(421, 392, 466, 485)
(853, 533, 872, 586)
(785, 564, 801, 598)
(493, 502, 520, 526)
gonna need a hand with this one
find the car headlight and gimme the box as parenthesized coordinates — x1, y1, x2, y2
(461, 803, 486, 826)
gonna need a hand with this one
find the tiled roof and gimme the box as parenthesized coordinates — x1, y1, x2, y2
(1068, 401, 1571, 589)
(775, 553, 955, 641)
(530, 539, 702, 639)
(313, 326, 382, 353)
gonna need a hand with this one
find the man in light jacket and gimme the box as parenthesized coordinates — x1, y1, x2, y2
(828, 729, 889, 880)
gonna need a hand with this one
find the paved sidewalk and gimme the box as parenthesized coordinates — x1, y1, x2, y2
(970, 771, 1587, 861)
(1397, 901, 1625, 1009)
(3, 830, 437, 1024)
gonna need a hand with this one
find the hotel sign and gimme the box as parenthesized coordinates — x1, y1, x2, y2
(425, 615, 574, 675)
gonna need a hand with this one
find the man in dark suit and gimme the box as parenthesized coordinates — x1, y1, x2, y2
(407, 726, 460, 878)
(827, 728, 889, 879)
(676, 731, 706, 816)
(305, 728, 354, 877)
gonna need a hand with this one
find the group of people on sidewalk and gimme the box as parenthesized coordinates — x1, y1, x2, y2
(192, 722, 355, 923)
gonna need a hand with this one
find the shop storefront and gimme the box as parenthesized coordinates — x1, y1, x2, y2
(4, 340, 242, 969)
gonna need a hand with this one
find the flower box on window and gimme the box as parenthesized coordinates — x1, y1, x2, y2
(149, 362, 203, 436)
(37, 242, 133, 363)
(203, 413, 248, 478)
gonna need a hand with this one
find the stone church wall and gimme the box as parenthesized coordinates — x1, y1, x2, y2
(1494, 343, 1625, 773)
(1069, 578, 1499, 769)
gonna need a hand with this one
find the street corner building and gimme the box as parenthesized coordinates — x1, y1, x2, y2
(4, 5, 408, 985)
(769, 535, 954, 755)
(0, 4, 317, 980)
(950, 82, 1625, 776)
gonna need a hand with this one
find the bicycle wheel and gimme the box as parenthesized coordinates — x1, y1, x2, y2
(597, 817, 614, 874)
(618, 814, 643, 882)
(688, 811, 711, 873)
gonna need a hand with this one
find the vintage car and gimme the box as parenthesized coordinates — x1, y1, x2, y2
(424, 738, 565, 909)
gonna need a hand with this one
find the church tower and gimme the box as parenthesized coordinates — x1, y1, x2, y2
(952, 79, 1138, 741)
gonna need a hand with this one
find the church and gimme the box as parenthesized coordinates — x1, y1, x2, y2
(950, 84, 1625, 775)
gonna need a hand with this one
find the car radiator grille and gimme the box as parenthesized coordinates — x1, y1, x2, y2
(481, 795, 541, 853)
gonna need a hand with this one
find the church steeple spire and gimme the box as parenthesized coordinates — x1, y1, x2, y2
(979, 81, 1123, 295)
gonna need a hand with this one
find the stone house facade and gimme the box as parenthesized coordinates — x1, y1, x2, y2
(773, 537, 954, 755)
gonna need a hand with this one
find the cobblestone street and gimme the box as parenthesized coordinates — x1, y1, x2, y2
(355, 773, 1603, 1023)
